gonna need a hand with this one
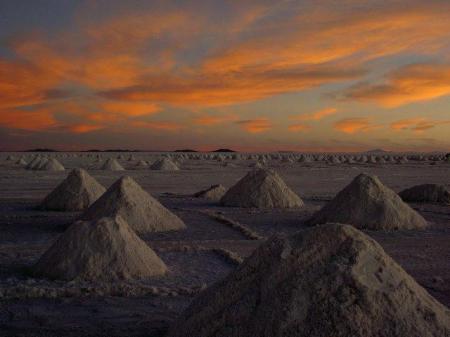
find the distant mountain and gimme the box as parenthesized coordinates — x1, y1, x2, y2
(212, 148, 236, 152)
(84, 149, 145, 152)
(174, 149, 198, 152)
(25, 148, 59, 152)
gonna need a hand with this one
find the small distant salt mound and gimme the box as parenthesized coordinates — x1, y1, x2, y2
(298, 155, 312, 163)
(135, 160, 149, 168)
(128, 155, 135, 161)
(81, 176, 186, 233)
(220, 168, 304, 208)
(101, 158, 125, 171)
(26, 156, 42, 170)
(40, 168, 106, 211)
(40, 158, 65, 171)
(222, 162, 236, 168)
(16, 157, 28, 166)
(33, 216, 167, 281)
(399, 184, 450, 205)
(194, 184, 227, 201)
(307, 173, 428, 230)
(6, 155, 15, 161)
(249, 161, 264, 169)
(150, 158, 180, 171)
(328, 156, 341, 164)
(167, 223, 450, 337)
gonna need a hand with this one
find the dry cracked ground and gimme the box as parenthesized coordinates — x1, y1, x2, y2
(0, 153, 449, 337)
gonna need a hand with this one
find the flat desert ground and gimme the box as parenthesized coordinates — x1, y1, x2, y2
(0, 153, 449, 337)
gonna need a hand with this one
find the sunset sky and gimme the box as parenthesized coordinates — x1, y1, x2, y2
(1, 0, 450, 152)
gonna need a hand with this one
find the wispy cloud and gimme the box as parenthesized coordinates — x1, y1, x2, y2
(235, 119, 272, 133)
(288, 123, 311, 132)
(341, 63, 450, 107)
(334, 118, 381, 134)
(291, 107, 338, 121)
(390, 118, 450, 133)
(193, 114, 238, 126)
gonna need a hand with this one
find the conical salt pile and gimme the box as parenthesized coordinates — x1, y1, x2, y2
(16, 157, 28, 166)
(150, 158, 180, 171)
(307, 173, 427, 230)
(249, 161, 264, 169)
(40, 158, 65, 171)
(40, 168, 106, 211)
(101, 158, 125, 171)
(26, 156, 42, 170)
(135, 160, 149, 168)
(168, 223, 450, 337)
(220, 168, 303, 208)
(399, 184, 450, 205)
(33, 216, 167, 281)
(194, 184, 227, 201)
(81, 176, 186, 233)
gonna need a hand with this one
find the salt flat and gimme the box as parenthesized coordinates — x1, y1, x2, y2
(0, 152, 449, 336)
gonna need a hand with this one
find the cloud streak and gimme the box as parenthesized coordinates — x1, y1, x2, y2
(342, 63, 450, 107)
(334, 118, 380, 134)
(235, 119, 272, 133)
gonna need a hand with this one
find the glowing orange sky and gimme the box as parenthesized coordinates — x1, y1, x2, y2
(0, 0, 449, 151)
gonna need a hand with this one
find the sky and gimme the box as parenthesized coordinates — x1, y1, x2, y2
(0, 0, 450, 152)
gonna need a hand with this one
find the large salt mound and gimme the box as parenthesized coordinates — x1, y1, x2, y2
(40, 168, 106, 211)
(399, 184, 450, 205)
(150, 158, 180, 171)
(168, 223, 450, 337)
(101, 158, 125, 171)
(81, 176, 186, 233)
(194, 184, 227, 201)
(307, 173, 427, 230)
(33, 216, 167, 281)
(220, 168, 303, 208)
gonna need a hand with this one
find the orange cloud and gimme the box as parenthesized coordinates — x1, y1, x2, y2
(100, 101, 160, 117)
(0, 58, 65, 110)
(288, 123, 311, 132)
(202, 3, 450, 74)
(236, 119, 272, 133)
(291, 107, 338, 121)
(390, 118, 450, 133)
(334, 118, 379, 134)
(193, 114, 238, 126)
(0, 107, 57, 131)
(343, 63, 450, 107)
(100, 64, 363, 106)
(1, 0, 450, 148)
(68, 124, 104, 133)
(131, 120, 184, 131)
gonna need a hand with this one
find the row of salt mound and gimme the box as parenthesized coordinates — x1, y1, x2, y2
(34, 171, 186, 281)
(100, 157, 180, 171)
(26, 157, 65, 171)
(201, 168, 428, 231)
(40, 169, 186, 233)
